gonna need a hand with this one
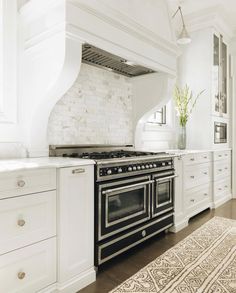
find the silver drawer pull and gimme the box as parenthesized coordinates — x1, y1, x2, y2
(204, 193, 208, 196)
(190, 199, 195, 202)
(225, 167, 228, 170)
(225, 154, 228, 156)
(190, 158, 195, 161)
(203, 172, 208, 175)
(17, 180, 25, 187)
(218, 188, 222, 191)
(155, 174, 178, 182)
(225, 185, 228, 188)
(218, 155, 222, 157)
(190, 175, 195, 179)
(72, 168, 85, 174)
(17, 219, 26, 227)
(203, 156, 207, 159)
(102, 180, 154, 195)
(218, 169, 222, 172)
(18, 272, 26, 280)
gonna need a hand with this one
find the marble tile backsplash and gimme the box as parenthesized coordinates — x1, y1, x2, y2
(48, 64, 133, 145)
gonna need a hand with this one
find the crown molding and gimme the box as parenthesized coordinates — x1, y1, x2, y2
(185, 6, 234, 41)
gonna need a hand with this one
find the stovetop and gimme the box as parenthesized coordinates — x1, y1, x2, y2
(62, 150, 166, 160)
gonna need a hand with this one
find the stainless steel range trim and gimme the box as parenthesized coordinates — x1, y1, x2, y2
(155, 174, 178, 182)
(102, 180, 154, 195)
(98, 176, 151, 241)
(98, 213, 174, 265)
(105, 185, 147, 228)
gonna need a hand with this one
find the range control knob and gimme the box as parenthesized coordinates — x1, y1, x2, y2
(145, 165, 149, 169)
(107, 169, 112, 175)
(118, 168, 123, 173)
(133, 166, 137, 171)
(137, 166, 141, 170)
(162, 162, 166, 166)
(141, 165, 145, 170)
(168, 162, 172, 165)
(153, 164, 157, 168)
(128, 167, 132, 172)
(149, 164, 153, 168)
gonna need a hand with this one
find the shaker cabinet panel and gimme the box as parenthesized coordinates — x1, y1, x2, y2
(57, 165, 95, 282)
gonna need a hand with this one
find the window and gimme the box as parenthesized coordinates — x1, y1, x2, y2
(147, 106, 166, 125)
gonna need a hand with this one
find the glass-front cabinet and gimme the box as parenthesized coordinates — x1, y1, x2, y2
(213, 34, 228, 117)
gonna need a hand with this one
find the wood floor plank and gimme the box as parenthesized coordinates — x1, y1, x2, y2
(79, 199, 236, 293)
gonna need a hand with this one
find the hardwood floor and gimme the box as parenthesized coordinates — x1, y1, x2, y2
(79, 199, 236, 293)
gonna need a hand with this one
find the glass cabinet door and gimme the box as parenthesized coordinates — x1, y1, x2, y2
(221, 38, 227, 114)
(213, 34, 220, 113)
(213, 34, 227, 116)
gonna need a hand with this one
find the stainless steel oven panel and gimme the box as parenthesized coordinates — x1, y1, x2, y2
(98, 176, 152, 240)
(152, 173, 176, 218)
(98, 213, 174, 265)
(105, 185, 148, 228)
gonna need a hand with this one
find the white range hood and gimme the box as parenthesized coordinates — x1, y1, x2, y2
(19, 0, 178, 157)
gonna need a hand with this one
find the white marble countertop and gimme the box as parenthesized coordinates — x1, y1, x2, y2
(0, 157, 95, 173)
(146, 148, 232, 155)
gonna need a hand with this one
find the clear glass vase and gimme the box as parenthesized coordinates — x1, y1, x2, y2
(178, 125, 186, 150)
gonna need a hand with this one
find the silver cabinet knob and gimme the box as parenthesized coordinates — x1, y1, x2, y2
(17, 180, 25, 187)
(142, 230, 146, 237)
(190, 158, 195, 161)
(190, 199, 195, 202)
(17, 219, 26, 227)
(204, 193, 208, 196)
(190, 175, 195, 179)
(218, 169, 222, 172)
(203, 172, 208, 175)
(18, 272, 26, 280)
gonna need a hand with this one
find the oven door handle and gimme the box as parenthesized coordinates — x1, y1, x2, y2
(102, 180, 154, 195)
(155, 174, 178, 182)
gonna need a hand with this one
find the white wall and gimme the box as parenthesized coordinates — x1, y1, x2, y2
(48, 64, 133, 145)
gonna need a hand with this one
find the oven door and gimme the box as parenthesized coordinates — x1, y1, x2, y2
(152, 172, 176, 217)
(97, 176, 152, 241)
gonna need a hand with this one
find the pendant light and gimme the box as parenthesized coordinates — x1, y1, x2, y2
(172, 6, 191, 45)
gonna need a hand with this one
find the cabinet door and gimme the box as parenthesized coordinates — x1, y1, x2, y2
(57, 165, 94, 282)
(212, 34, 228, 117)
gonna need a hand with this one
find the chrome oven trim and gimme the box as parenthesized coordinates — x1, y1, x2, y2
(98, 176, 152, 241)
(98, 213, 174, 265)
(105, 185, 147, 228)
(152, 174, 176, 217)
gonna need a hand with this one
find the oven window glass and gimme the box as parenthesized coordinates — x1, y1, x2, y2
(156, 181, 171, 206)
(107, 188, 145, 223)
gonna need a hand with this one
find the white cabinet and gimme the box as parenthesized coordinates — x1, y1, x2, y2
(0, 168, 57, 293)
(212, 150, 232, 208)
(183, 153, 212, 219)
(0, 191, 56, 255)
(0, 238, 56, 293)
(57, 165, 96, 292)
(173, 150, 232, 233)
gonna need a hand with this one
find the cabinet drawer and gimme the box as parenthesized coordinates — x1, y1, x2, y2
(183, 152, 211, 165)
(0, 191, 56, 255)
(213, 150, 231, 161)
(213, 159, 231, 181)
(184, 163, 211, 190)
(0, 238, 56, 293)
(185, 183, 211, 209)
(214, 177, 231, 199)
(0, 168, 56, 199)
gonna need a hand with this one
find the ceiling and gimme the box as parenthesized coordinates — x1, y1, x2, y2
(168, 0, 236, 32)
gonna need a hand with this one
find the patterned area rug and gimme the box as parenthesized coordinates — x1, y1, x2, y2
(110, 217, 236, 293)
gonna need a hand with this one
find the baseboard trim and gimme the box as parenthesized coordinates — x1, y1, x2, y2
(170, 218, 188, 233)
(212, 194, 232, 209)
(57, 268, 96, 293)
